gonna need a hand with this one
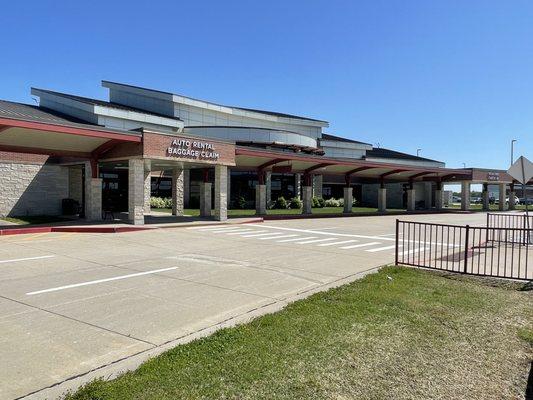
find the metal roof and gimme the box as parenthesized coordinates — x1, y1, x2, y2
(365, 147, 442, 163)
(321, 133, 372, 146)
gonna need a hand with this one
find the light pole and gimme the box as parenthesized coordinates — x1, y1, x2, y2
(462, 162, 466, 169)
(416, 148, 421, 157)
(511, 139, 517, 166)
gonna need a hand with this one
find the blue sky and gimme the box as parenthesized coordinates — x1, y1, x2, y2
(1, 0, 532, 170)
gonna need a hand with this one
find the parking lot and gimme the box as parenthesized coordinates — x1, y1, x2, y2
(0, 212, 488, 399)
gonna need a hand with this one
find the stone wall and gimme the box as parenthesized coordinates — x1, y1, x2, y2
(0, 161, 69, 217)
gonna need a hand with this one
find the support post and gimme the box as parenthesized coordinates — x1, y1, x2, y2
(183, 169, 190, 208)
(128, 159, 145, 225)
(255, 184, 267, 215)
(509, 183, 516, 210)
(461, 181, 471, 211)
(481, 183, 489, 211)
(498, 183, 506, 211)
(172, 168, 184, 216)
(84, 161, 102, 221)
(143, 161, 151, 215)
(294, 173, 301, 198)
(343, 187, 353, 214)
(378, 184, 387, 213)
(214, 165, 227, 221)
(199, 182, 212, 217)
(265, 171, 272, 204)
(435, 181, 443, 210)
(424, 182, 432, 209)
(313, 175, 323, 198)
(407, 187, 416, 211)
(302, 186, 313, 214)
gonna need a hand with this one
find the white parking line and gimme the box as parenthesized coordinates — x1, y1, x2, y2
(365, 245, 398, 252)
(340, 242, 381, 250)
(297, 238, 337, 245)
(276, 236, 315, 243)
(187, 226, 231, 231)
(0, 255, 55, 264)
(241, 232, 286, 238)
(248, 224, 395, 241)
(26, 267, 178, 296)
(209, 227, 249, 233)
(317, 240, 358, 247)
(258, 234, 298, 240)
(226, 229, 262, 235)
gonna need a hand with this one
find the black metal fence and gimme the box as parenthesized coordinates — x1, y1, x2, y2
(486, 213, 532, 245)
(395, 219, 532, 281)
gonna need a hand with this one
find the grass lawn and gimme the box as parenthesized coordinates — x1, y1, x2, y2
(66, 267, 532, 400)
(151, 207, 404, 217)
(0, 215, 72, 225)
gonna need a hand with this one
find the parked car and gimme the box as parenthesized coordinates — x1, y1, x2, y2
(519, 197, 533, 205)
(505, 196, 520, 205)
(472, 197, 482, 204)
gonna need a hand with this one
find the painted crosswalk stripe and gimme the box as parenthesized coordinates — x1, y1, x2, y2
(365, 245, 398, 253)
(317, 240, 358, 247)
(225, 229, 259, 235)
(297, 238, 337, 245)
(241, 232, 287, 238)
(340, 242, 381, 250)
(209, 227, 249, 233)
(26, 267, 178, 296)
(0, 255, 55, 264)
(258, 234, 298, 240)
(187, 226, 232, 231)
(276, 236, 315, 243)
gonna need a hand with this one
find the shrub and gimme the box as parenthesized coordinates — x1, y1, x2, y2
(235, 196, 247, 210)
(150, 197, 172, 209)
(312, 197, 325, 208)
(274, 196, 288, 209)
(289, 197, 302, 209)
(324, 198, 341, 207)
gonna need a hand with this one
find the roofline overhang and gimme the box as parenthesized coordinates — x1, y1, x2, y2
(0, 117, 142, 143)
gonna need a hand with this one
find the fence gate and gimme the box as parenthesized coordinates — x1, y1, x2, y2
(395, 217, 532, 281)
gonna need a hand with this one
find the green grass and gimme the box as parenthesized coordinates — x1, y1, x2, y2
(65, 267, 532, 400)
(0, 215, 71, 225)
(151, 207, 404, 217)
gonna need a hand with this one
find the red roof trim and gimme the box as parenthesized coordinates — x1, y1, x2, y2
(0, 118, 142, 143)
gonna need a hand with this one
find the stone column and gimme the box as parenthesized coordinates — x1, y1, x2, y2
(143, 161, 151, 215)
(183, 169, 190, 208)
(509, 184, 516, 210)
(84, 161, 102, 221)
(499, 183, 506, 211)
(255, 184, 267, 215)
(435, 190, 443, 210)
(214, 165, 228, 221)
(378, 187, 387, 212)
(302, 186, 313, 214)
(482, 183, 489, 211)
(313, 175, 323, 198)
(461, 181, 470, 211)
(227, 168, 232, 207)
(343, 187, 353, 214)
(407, 189, 416, 211)
(172, 168, 184, 216)
(199, 182, 212, 217)
(265, 171, 272, 203)
(294, 174, 301, 198)
(128, 159, 145, 225)
(424, 182, 432, 209)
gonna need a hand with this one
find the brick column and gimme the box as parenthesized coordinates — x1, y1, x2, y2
(343, 187, 353, 214)
(144, 161, 151, 215)
(214, 165, 227, 221)
(265, 171, 272, 203)
(302, 186, 312, 214)
(498, 183, 506, 211)
(294, 173, 301, 198)
(128, 159, 145, 225)
(378, 187, 387, 212)
(461, 181, 470, 211)
(509, 184, 516, 210)
(172, 168, 184, 216)
(183, 169, 190, 208)
(255, 184, 267, 215)
(84, 161, 102, 221)
(407, 189, 416, 211)
(424, 182, 432, 209)
(313, 175, 323, 198)
(482, 183, 489, 211)
(199, 182, 212, 217)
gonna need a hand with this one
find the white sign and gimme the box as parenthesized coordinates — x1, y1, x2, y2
(507, 156, 533, 184)
(167, 139, 220, 161)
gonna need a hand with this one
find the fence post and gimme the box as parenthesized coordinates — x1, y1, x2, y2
(395, 219, 399, 265)
(463, 224, 470, 274)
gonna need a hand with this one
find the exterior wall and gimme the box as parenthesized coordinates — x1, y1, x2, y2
(322, 147, 366, 159)
(37, 96, 99, 125)
(97, 115, 176, 134)
(364, 157, 445, 168)
(361, 183, 405, 209)
(0, 158, 68, 217)
(68, 167, 83, 204)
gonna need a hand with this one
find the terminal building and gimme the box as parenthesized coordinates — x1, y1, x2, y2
(0, 81, 523, 224)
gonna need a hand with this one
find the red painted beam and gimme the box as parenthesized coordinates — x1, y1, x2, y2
(0, 126, 10, 133)
(408, 171, 434, 181)
(257, 158, 288, 171)
(380, 169, 409, 179)
(305, 163, 333, 174)
(91, 139, 121, 158)
(0, 117, 142, 142)
(345, 166, 376, 176)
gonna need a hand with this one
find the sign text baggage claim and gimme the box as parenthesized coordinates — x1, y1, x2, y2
(167, 139, 220, 160)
